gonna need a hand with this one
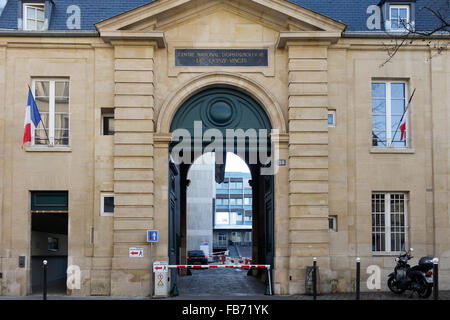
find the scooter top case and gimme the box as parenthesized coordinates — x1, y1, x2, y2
(415, 257, 434, 272)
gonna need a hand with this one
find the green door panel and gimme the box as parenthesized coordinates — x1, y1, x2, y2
(31, 191, 68, 211)
(170, 87, 272, 135)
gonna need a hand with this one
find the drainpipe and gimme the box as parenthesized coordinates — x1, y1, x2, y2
(429, 49, 437, 257)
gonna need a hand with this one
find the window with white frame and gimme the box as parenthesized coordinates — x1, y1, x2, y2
(389, 5, 410, 31)
(100, 193, 114, 216)
(372, 192, 408, 253)
(372, 81, 408, 147)
(328, 110, 336, 127)
(32, 79, 70, 146)
(23, 3, 45, 31)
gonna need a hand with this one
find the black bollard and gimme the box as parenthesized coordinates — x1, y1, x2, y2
(356, 258, 361, 300)
(433, 258, 439, 300)
(170, 268, 179, 297)
(43, 260, 48, 301)
(312, 257, 317, 300)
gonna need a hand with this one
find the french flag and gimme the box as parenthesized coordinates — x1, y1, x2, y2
(22, 87, 42, 148)
(399, 116, 407, 141)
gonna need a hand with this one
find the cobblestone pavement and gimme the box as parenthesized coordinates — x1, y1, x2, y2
(175, 268, 267, 297)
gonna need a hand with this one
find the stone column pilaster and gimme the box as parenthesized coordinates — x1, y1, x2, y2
(110, 41, 156, 296)
(287, 43, 330, 294)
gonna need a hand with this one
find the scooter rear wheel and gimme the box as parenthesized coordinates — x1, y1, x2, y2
(388, 276, 405, 294)
(417, 278, 432, 299)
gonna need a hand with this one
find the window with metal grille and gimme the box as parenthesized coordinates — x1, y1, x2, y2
(372, 192, 408, 253)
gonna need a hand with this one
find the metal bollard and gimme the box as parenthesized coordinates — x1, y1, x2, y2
(170, 269, 179, 297)
(264, 267, 273, 296)
(42, 260, 48, 301)
(433, 258, 439, 300)
(356, 258, 361, 300)
(312, 257, 317, 300)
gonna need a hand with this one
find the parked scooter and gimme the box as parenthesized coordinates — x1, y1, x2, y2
(387, 248, 434, 298)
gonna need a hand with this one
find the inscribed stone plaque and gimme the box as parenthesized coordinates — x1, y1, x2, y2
(175, 49, 268, 67)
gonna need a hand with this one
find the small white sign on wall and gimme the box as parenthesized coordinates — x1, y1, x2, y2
(129, 247, 144, 258)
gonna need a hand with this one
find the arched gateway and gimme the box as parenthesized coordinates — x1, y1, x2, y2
(166, 87, 277, 295)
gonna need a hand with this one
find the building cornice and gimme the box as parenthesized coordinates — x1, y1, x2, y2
(276, 31, 342, 49)
(99, 30, 166, 48)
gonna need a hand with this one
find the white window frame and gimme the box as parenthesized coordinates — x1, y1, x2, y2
(23, 3, 45, 31)
(328, 110, 336, 127)
(372, 192, 409, 254)
(100, 193, 114, 217)
(389, 5, 410, 31)
(31, 79, 70, 147)
(372, 81, 409, 148)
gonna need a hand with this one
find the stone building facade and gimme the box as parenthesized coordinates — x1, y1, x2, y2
(0, 0, 449, 296)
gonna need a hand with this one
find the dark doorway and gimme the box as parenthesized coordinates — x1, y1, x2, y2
(30, 191, 68, 295)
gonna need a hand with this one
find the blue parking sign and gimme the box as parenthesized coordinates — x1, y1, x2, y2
(147, 230, 158, 242)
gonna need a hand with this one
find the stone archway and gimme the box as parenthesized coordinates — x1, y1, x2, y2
(156, 72, 287, 135)
(162, 84, 284, 296)
(153, 73, 290, 296)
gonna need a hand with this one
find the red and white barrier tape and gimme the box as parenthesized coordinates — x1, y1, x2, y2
(167, 264, 270, 270)
(228, 257, 252, 265)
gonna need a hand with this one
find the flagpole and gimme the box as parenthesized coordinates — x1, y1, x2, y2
(390, 88, 416, 147)
(28, 84, 50, 144)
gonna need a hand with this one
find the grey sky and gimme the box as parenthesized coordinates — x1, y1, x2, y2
(225, 152, 250, 173)
(0, 0, 6, 16)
